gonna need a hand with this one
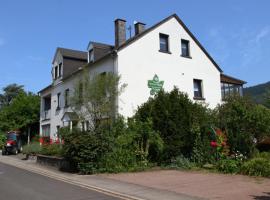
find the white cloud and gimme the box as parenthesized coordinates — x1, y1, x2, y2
(255, 26, 270, 43)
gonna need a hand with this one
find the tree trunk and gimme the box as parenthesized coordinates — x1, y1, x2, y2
(27, 127, 31, 145)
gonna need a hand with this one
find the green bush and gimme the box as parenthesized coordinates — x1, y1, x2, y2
(135, 88, 213, 162)
(40, 144, 63, 157)
(0, 132, 6, 149)
(169, 155, 195, 170)
(215, 96, 270, 157)
(22, 142, 41, 155)
(241, 157, 270, 177)
(216, 158, 241, 174)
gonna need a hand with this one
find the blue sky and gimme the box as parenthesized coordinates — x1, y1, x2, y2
(0, 0, 269, 93)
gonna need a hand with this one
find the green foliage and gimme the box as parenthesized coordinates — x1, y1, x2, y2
(71, 71, 126, 131)
(215, 95, 270, 157)
(22, 142, 41, 155)
(40, 144, 63, 157)
(0, 132, 6, 149)
(216, 158, 241, 174)
(241, 157, 270, 177)
(135, 87, 213, 162)
(169, 155, 195, 170)
(0, 92, 40, 133)
(0, 83, 24, 108)
(59, 127, 114, 174)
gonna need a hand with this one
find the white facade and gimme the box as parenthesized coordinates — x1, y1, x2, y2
(39, 14, 240, 139)
(117, 17, 221, 117)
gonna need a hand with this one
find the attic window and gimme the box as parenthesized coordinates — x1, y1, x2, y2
(159, 33, 170, 53)
(54, 66, 58, 79)
(88, 49, 94, 62)
(58, 63, 62, 77)
(181, 39, 190, 58)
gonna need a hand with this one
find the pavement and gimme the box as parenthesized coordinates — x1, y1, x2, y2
(1, 154, 270, 200)
(0, 154, 200, 200)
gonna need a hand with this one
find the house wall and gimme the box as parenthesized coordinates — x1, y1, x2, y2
(117, 17, 222, 117)
(40, 57, 114, 139)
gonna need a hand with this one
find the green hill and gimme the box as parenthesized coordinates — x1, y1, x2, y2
(244, 81, 270, 107)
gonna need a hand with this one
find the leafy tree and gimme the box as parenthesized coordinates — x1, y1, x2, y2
(0, 84, 25, 109)
(215, 95, 270, 157)
(135, 87, 213, 162)
(0, 92, 40, 136)
(71, 70, 126, 131)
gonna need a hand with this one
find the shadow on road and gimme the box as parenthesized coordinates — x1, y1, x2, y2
(251, 192, 270, 200)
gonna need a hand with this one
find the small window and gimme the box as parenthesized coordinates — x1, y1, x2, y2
(88, 49, 94, 62)
(79, 83, 83, 103)
(193, 79, 203, 99)
(57, 92, 61, 109)
(65, 89, 69, 107)
(58, 63, 62, 77)
(81, 121, 85, 131)
(159, 33, 169, 53)
(181, 39, 190, 57)
(54, 66, 58, 79)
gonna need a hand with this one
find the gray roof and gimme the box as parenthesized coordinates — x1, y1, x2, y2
(53, 47, 88, 64)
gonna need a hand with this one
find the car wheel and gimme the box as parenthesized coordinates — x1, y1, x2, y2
(13, 149, 18, 155)
(2, 150, 6, 155)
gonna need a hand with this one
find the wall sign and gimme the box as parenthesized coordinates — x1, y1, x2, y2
(148, 74, 164, 95)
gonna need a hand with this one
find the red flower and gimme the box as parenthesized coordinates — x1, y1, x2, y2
(39, 138, 44, 144)
(49, 139, 53, 144)
(210, 141, 218, 148)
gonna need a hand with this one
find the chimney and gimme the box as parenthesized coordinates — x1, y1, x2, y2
(134, 22, 146, 35)
(115, 19, 126, 47)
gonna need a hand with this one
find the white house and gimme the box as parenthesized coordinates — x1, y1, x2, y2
(39, 14, 245, 139)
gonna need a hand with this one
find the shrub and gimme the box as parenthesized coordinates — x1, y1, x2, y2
(215, 96, 270, 157)
(0, 132, 6, 149)
(22, 142, 41, 155)
(135, 88, 213, 162)
(241, 158, 270, 177)
(40, 144, 63, 157)
(169, 155, 195, 170)
(216, 158, 241, 174)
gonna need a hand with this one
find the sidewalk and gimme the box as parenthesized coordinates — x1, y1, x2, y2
(0, 155, 201, 200)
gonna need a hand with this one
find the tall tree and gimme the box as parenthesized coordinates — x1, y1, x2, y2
(71, 70, 126, 131)
(0, 92, 40, 137)
(0, 84, 25, 109)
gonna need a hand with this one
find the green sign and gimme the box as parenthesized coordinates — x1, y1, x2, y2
(148, 74, 164, 95)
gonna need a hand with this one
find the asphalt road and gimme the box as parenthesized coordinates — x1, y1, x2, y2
(0, 162, 121, 200)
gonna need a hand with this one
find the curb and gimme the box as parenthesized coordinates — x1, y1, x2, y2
(0, 157, 144, 200)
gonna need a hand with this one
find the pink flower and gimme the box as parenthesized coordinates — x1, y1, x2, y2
(210, 141, 218, 148)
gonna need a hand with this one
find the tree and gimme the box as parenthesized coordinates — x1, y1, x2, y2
(0, 92, 40, 141)
(71, 70, 126, 131)
(0, 84, 25, 109)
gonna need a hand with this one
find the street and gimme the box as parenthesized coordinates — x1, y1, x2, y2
(0, 162, 121, 200)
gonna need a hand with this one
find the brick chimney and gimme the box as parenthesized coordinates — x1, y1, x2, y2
(134, 22, 145, 35)
(115, 19, 126, 47)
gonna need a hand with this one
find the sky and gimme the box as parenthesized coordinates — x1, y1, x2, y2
(0, 0, 269, 93)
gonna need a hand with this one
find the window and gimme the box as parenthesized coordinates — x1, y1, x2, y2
(221, 82, 243, 100)
(81, 121, 85, 131)
(54, 66, 58, 79)
(58, 63, 62, 77)
(193, 79, 203, 99)
(65, 89, 69, 107)
(56, 92, 61, 110)
(181, 39, 190, 57)
(88, 49, 94, 62)
(159, 33, 169, 53)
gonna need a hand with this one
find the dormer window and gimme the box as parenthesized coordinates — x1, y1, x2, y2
(58, 63, 62, 77)
(88, 49, 94, 62)
(54, 66, 58, 79)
